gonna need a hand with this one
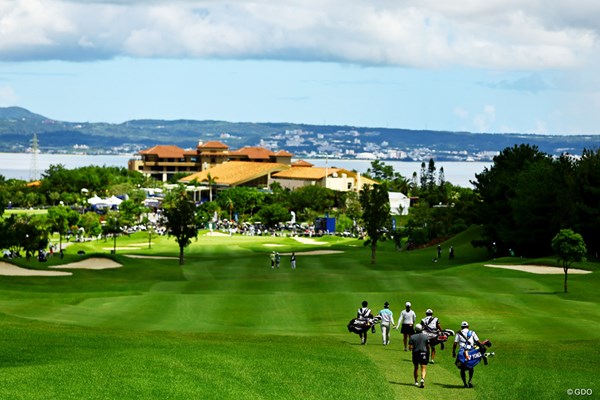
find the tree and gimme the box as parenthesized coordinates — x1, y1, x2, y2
(162, 185, 199, 265)
(47, 205, 80, 251)
(551, 229, 587, 293)
(256, 203, 290, 228)
(359, 182, 391, 264)
(207, 173, 218, 202)
(103, 211, 123, 255)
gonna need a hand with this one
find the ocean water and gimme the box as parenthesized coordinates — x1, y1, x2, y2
(0, 152, 490, 188)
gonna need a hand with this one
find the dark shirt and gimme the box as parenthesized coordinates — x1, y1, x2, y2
(409, 332, 429, 353)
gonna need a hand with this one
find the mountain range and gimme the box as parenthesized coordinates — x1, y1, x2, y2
(0, 106, 598, 161)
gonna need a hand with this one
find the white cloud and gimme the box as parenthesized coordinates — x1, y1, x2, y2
(0, 0, 598, 70)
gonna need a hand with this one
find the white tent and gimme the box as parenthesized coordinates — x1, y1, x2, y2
(107, 196, 123, 206)
(389, 192, 410, 216)
(87, 195, 104, 206)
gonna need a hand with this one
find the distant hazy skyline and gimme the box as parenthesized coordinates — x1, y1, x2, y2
(1, 1, 599, 135)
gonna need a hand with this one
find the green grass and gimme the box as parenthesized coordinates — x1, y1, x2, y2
(1, 226, 598, 399)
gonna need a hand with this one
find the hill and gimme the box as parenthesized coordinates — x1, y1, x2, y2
(0, 106, 598, 160)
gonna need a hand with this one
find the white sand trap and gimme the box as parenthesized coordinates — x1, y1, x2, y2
(264, 244, 285, 247)
(124, 255, 179, 260)
(50, 258, 122, 270)
(281, 250, 344, 256)
(293, 237, 327, 245)
(102, 247, 141, 251)
(485, 264, 592, 275)
(205, 232, 229, 237)
(0, 262, 72, 276)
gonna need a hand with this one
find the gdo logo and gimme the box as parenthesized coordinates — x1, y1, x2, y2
(569, 388, 593, 396)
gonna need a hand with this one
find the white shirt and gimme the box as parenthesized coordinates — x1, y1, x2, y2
(421, 316, 439, 332)
(399, 309, 416, 324)
(454, 328, 479, 348)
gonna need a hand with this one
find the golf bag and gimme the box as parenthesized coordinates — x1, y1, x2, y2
(347, 316, 382, 334)
(456, 339, 494, 369)
(425, 328, 455, 348)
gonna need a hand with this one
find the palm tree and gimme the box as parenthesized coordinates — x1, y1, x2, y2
(207, 173, 218, 202)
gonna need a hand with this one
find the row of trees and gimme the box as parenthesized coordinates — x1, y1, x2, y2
(473, 145, 600, 258)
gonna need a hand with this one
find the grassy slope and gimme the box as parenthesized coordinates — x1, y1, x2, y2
(0, 227, 598, 399)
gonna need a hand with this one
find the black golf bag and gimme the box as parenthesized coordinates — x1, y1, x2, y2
(347, 316, 382, 334)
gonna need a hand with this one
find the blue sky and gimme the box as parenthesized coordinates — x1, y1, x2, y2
(1, 0, 600, 135)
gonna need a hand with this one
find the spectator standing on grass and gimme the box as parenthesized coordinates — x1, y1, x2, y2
(397, 302, 417, 351)
(452, 321, 480, 388)
(290, 252, 296, 269)
(377, 302, 395, 346)
(437, 244, 442, 259)
(449, 246, 454, 260)
(270, 251, 276, 268)
(275, 252, 281, 269)
(409, 324, 430, 389)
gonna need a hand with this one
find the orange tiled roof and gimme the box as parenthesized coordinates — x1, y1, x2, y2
(139, 145, 185, 158)
(275, 150, 293, 157)
(198, 141, 229, 149)
(292, 160, 314, 167)
(229, 146, 275, 160)
(180, 161, 290, 186)
(272, 167, 351, 180)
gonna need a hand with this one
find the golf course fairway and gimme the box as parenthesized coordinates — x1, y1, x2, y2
(0, 227, 598, 400)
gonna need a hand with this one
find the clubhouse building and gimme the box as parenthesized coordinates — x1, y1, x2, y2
(129, 142, 377, 196)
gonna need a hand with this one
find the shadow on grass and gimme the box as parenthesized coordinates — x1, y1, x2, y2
(526, 291, 561, 295)
(434, 382, 471, 389)
(389, 381, 423, 387)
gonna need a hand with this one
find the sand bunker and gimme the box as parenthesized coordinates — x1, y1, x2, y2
(124, 255, 179, 260)
(102, 247, 142, 251)
(49, 258, 122, 270)
(293, 237, 326, 245)
(485, 264, 592, 275)
(0, 261, 72, 276)
(205, 232, 229, 237)
(282, 250, 343, 256)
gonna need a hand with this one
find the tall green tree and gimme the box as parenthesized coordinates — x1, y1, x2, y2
(574, 149, 600, 257)
(162, 186, 199, 265)
(473, 144, 548, 256)
(47, 205, 80, 251)
(551, 229, 587, 293)
(103, 211, 123, 255)
(359, 182, 391, 264)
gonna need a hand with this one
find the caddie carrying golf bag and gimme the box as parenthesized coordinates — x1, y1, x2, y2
(425, 328, 455, 349)
(456, 339, 494, 369)
(347, 316, 382, 334)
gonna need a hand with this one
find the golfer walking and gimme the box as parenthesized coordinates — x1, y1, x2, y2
(290, 252, 296, 269)
(397, 301, 417, 351)
(409, 324, 430, 388)
(377, 302, 395, 346)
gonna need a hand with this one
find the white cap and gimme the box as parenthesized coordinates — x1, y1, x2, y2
(406, 302, 411, 307)
(426, 309, 433, 315)
(415, 323, 423, 333)
(461, 321, 469, 328)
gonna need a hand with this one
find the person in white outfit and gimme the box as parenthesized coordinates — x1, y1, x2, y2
(396, 301, 417, 351)
(377, 302, 395, 345)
